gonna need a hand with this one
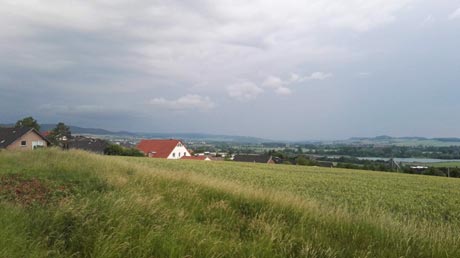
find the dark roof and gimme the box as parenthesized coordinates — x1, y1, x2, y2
(0, 127, 50, 148)
(68, 136, 109, 153)
(233, 154, 273, 163)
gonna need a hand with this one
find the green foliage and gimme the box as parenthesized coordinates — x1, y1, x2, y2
(296, 156, 316, 166)
(15, 116, 40, 131)
(1, 149, 460, 257)
(296, 156, 309, 165)
(104, 144, 144, 157)
(48, 122, 72, 146)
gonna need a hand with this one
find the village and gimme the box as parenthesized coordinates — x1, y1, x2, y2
(2, 117, 460, 178)
(0, 117, 277, 165)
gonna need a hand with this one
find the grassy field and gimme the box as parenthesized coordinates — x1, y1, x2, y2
(430, 162, 460, 168)
(1, 149, 460, 257)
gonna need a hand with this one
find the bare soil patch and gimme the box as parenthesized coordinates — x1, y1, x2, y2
(0, 174, 69, 206)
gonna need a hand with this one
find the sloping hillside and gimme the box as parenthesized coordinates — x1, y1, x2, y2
(1, 149, 459, 257)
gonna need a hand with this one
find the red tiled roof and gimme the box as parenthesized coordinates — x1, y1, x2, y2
(41, 131, 51, 137)
(136, 139, 182, 158)
(181, 156, 208, 160)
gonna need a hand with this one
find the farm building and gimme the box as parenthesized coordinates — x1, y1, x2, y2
(0, 127, 50, 150)
(233, 154, 275, 164)
(137, 139, 191, 159)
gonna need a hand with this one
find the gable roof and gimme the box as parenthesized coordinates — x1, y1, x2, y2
(233, 154, 273, 163)
(68, 136, 109, 153)
(0, 127, 50, 148)
(136, 139, 183, 158)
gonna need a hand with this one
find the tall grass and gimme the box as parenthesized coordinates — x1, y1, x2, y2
(1, 149, 459, 257)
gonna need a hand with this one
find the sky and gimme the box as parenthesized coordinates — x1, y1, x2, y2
(1, 0, 459, 140)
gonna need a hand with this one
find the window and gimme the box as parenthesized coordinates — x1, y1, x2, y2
(172, 153, 175, 157)
(178, 152, 181, 157)
(21, 141, 27, 146)
(184, 152, 186, 156)
(32, 141, 45, 149)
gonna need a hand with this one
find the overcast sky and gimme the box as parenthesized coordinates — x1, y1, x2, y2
(1, 1, 459, 140)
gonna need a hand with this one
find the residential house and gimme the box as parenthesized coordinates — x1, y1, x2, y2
(137, 139, 191, 159)
(0, 127, 50, 150)
(67, 136, 109, 154)
(233, 154, 275, 164)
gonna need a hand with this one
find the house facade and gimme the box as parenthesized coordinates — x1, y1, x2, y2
(0, 127, 50, 150)
(136, 139, 191, 159)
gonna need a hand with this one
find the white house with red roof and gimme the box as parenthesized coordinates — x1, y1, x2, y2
(136, 139, 191, 159)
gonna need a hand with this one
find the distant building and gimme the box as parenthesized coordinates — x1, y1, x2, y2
(181, 156, 212, 161)
(137, 139, 191, 159)
(0, 127, 50, 150)
(233, 154, 275, 164)
(68, 136, 109, 154)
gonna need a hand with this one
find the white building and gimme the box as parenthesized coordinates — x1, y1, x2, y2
(136, 139, 192, 159)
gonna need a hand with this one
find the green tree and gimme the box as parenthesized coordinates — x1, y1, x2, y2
(296, 156, 310, 166)
(48, 122, 72, 145)
(15, 116, 40, 131)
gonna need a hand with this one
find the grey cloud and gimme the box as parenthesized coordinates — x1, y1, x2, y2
(449, 7, 460, 20)
(227, 81, 264, 101)
(1, 0, 459, 139)
(149, 95, 215, 111)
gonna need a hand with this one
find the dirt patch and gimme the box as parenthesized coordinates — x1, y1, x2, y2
(0, 174, 69, 206)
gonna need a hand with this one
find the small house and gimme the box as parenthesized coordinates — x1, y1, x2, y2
(137, 139, 191, 159)
(0, 127, 50, 150)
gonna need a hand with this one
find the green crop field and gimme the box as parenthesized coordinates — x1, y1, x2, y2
(430, 162, 460, 168)
(1, 149, 460, 257)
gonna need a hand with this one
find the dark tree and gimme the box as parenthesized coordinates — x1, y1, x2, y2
(48, 122, 72, 146)
(15, 116, 40, 131)
(104, 144, 144, 157)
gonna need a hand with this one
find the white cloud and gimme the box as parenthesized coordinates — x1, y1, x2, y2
(421, 15, 435, 26)
(227, 81, 263, 101)
(261, 72, 332, 95)
(304, 72, 333, 81)
(149, 94, 215, 111)
(274, 87, 292, 95)
(449, 7, 460, 20)
(262, 76, 291, 96)
(263, 76, 284, 89)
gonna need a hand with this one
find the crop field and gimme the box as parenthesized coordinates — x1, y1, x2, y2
(430, 162, 460, 168)
(1, 149, 460, 257)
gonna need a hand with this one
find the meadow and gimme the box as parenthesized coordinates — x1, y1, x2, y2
(1, 149, 460, 257)
(430, 161, 460, 168)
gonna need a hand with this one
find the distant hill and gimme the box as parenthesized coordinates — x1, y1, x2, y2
(36, 124, 270, 143)
(339, 135, 460, 147)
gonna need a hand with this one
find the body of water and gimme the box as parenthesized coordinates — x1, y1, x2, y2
(357, 157, 460, 163)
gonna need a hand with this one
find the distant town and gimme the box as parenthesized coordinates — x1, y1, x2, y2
(2, 116, 460, 179)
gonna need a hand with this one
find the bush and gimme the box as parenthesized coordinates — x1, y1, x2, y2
(104, 144, 144, 157)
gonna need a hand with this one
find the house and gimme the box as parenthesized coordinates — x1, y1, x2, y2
(233, 154, 275, 164)
(0, 127, 50, 150)
(181, 156, 212, 161)
(67, 136, 109, 154)
(137, 139, 191, 159)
